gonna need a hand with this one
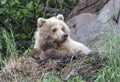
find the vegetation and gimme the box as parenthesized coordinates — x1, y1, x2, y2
(0, 0, 120, 82)
(0, 0, 78, 56)
(95, 27, 120, 82)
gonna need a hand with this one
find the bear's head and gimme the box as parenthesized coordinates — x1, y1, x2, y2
(37, 14, 70, 43)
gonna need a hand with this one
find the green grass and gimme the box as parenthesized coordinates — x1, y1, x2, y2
(95, 27, 120, 82)
(0, 29, 18, 70)
(2, 29, 18, 60)
(0, 28, 32, 69)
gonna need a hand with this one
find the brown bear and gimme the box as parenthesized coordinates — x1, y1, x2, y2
(32, 14, 91, 61)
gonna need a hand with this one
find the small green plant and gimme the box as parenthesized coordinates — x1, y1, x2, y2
(68, 76, 84, 82)
(42, 76, 62, 82)
(42, 72, 62, 82)
(22, 77, 32, 82)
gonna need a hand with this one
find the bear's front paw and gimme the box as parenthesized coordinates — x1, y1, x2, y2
(40, 49, 57, 60)
(30, 48, 42, 60)
(40, 49, 70, 60)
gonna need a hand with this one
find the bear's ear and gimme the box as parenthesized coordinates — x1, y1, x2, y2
(56, 14, 64, 21)
(37, 18, 46, 28)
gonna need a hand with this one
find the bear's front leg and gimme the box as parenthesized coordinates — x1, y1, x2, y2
(30, 48, 42, 60)
(40, 49, 70, 61)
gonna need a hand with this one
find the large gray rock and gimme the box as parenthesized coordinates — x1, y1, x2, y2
(67, 13, 98, 46)
(66, 0, 120, 52)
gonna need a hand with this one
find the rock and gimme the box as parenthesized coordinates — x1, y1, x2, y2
(118, 12, 120, 25)
(67, 0, 109, 20)
(115, 0, 120, 10)
(67, 0, 120, 52)
(67, 13, 98, 46)
(98, 0, 120, 23)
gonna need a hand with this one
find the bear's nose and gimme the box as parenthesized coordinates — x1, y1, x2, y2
(62, 34, 68, 40)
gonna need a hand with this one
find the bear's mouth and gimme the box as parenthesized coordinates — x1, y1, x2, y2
(60, 38, 68, 43)
(55, 38, 67, 44)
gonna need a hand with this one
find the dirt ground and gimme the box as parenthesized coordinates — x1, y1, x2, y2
(0, 52, 105, 82)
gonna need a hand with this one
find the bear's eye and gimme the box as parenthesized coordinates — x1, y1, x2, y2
(52, 28, 57, 33)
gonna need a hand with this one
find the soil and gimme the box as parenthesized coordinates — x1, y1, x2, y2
(0, 52, 105, 82)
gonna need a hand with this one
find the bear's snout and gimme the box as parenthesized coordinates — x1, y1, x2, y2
(62, 34, 68, 41)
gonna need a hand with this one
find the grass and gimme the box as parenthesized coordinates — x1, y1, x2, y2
(0, 28, 32, 70)
(2, 29, 18, 60)
(95, 27, 120, 82)
(0, 26, 120, 82)
(0, 29, 18, 70)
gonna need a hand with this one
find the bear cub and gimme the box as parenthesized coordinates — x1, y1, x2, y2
(32, 14, 91, 61)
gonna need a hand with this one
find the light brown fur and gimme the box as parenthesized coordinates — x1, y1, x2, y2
(34, 14, 70, 51)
